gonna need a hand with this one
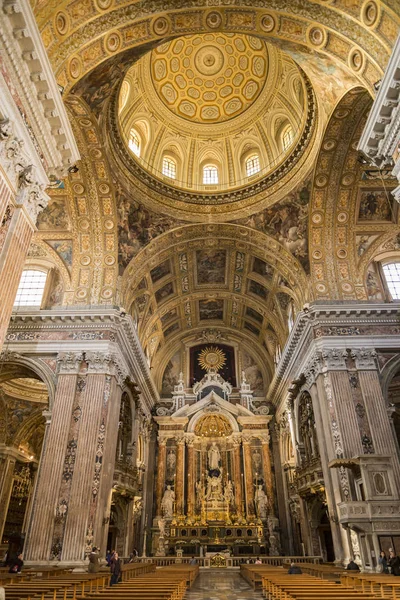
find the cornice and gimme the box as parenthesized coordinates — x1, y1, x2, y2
(0, 0, 79, 177)
(268, 301, 400, 406)
(358, 33, 400, 169)
(6, 307, 159, 412)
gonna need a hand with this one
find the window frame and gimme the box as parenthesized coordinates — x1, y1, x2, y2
(282, 125, 294, 152)
(381, 261, 400, 301)
(128, 129, 141, 157)
(14, 269, 48, 308)
(203, 164, 219, 185)
(162, 156, 177, 179)
(245, 154, 261, 177)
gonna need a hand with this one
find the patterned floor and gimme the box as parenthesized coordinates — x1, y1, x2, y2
(185, 570, 263, 599)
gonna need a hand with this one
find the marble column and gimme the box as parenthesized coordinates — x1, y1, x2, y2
(155, 439, 167, 517)
(261, 432, 275, 516)
(232, 438, 243, 517)
(24, 353, 83, 561)
(175, 437, 185, 516)
(186, 437, 195, 518)
(353, 349, 400, 488)
(61, 353, 124, 561)
(25, 351, 126, 563)
(0, 455, 16, 542)
(243, 438, 255, 520)
(0, 164, 48, 350)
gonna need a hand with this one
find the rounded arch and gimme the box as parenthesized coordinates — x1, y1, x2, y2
(0, 354, 56, 409)
(187, 406, 239, 435)
(309, 86, 372, 300)
(36, 3, 396, 101)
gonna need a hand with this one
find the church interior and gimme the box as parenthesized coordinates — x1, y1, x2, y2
(1, 0, 400, 597)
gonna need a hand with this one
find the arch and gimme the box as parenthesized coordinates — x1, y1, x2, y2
(36, 3, 396, 101)
(0, 355, 56, 409)
(309, 87, 372, 300)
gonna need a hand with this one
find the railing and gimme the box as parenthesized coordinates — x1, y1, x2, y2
(135, 555, 322, 568)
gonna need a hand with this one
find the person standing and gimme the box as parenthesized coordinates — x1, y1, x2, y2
(88, 547, 100, 573)
(378, 551, 388, 573)
(110, 551, 121, 586)
(8, 553, 23, 573)
(389, 550, 400, 575)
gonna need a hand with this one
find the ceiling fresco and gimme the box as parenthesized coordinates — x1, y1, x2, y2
(17, 1, 400, 391)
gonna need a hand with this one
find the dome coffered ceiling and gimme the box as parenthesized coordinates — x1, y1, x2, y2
(111, 34, 319, 219)
(151, 34, 269, 124)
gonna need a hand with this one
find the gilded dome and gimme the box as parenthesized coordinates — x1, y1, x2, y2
(115, 33, 316, 213)
(194, 413, 233, 438)
(151, 34, 269, 124)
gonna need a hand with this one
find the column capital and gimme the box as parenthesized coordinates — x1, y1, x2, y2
(231, 433, 242, 447)
(350, 347, 377, 370)
(86, 351, 129, 385)
(259, 431, 271, 445)
(57, 351, 84, 374)
(185, 433, 195, 447)
(304, 348, 348, 386)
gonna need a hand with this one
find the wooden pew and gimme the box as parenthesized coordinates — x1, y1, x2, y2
(341, 571, 400, 598)
(259, 570, 381, 600)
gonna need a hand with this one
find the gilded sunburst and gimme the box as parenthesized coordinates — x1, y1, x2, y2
(198, 346, 226, 372)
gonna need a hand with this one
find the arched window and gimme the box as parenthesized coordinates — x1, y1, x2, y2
(246, 154, 261, 177)
(14, 269, 47, 307)
(128, 129, 141, 157)
(162, 156, 176, 179)
(382, 262, 400, 299)
(203, 165, 218, 184)
(282, 125, 294, 151)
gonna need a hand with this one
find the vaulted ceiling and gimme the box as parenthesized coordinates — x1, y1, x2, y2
(25, 1, 400, 388)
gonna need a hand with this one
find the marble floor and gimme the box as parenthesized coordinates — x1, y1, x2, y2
(185, 570, 263, 599)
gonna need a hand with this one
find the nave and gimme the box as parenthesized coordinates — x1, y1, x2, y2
(184, 570, 262, 600)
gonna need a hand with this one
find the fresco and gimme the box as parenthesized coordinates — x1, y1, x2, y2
(37, 197, 71, 230)
(117, 187, 183, 274)
(242, 351, 264, 395)
(358, 189, 394, 222)
(164, 322, 180, 338)
(244, 321, 260, 337)
(365, 263, 384, 301)
(245, 306, 263, 323)
(277, 292, 291, 310)
(253, 257, 274, 281)
(155, 282, 174, 304)
(46, 240, 73, 269)
(46, 271, 64, 308)
(161, 350, 181, 395)
(248, 279, 268, 300)
(150, 260, 171, 283)
(199, 299, 224, 320)
(196, 249, 227, 284)
(161, 308, 178, 327)
(235, 179, 311, 272)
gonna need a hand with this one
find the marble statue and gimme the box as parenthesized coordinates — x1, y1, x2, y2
(208, 441, 221, 470)
(255, 485, 268, 518)
(158, 518, 166, 538)
(206, 473, 222, 501)
(161, 485, 175, 517)
(167, 450, 176, 472)
(224, 479, 234, 506)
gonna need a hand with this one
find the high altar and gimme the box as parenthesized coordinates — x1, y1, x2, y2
(152, 347, 280, 556)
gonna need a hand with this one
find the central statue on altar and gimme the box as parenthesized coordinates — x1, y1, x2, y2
(206, 472, 223, 501)
(208, 441, 221, 471)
